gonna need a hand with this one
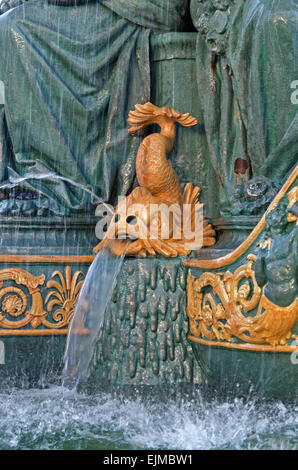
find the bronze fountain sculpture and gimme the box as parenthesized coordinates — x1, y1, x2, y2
(94, 102, 216, 257)
(0, 0, 296, 399)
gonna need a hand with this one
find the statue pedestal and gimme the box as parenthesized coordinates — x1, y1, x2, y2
(151, 33, 219, 218)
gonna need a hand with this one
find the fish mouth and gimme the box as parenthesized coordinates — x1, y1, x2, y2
(114, 221, 139, 242)
(116, 232, 138, 241)
(114, 215, 140, 242)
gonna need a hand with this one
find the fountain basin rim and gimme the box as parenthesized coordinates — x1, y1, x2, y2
(188, 335, 297, 354)
(184, 165, 298, 269)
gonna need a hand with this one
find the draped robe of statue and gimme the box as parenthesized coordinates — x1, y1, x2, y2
(191, 0, 298, 211)
(0, 0, 189, 214)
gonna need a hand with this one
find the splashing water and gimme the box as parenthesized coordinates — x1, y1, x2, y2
(62, 242, 128, 388)
(0, 386, 297, 450)
(0, 177, 296, 451)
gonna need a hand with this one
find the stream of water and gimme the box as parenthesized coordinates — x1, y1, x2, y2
(62, 242, 128, 389)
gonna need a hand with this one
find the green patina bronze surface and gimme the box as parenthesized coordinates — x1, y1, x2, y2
(0, 0, 297, 398)
(0, 0, 191, 214)
(0, 0, 296, 214)
(255, 199, 298, 308)
(191, 0, 298, 213)
(89, 258, 202, 386)
(0, 257, 203, 389)
(0, 25, 209, 389)
(187, 185, 298, 401)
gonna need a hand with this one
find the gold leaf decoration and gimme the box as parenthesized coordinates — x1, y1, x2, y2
(187, 256, 298, 350)
(0, 267, 85, 335)
(43, 266, 85, 329)
(0, 269, 45, 329)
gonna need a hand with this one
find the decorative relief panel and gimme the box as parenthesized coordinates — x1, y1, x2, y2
(187, 255, 298, 352)
(0, 267, 84, 335)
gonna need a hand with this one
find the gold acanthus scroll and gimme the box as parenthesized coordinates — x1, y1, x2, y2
(0, 267, 84, 334)
(187, 255, 298, 349)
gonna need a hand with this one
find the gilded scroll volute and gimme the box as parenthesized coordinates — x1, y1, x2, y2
(187, 179, 298, 350)
(0, 269, 45, 329)
(0, 266, 84, 334)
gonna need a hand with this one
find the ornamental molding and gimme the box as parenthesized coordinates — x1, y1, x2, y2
(0, 267, 84, 336)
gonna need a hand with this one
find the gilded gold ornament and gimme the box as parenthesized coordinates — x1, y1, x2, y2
(184, 165, 298, 269)
(187, 255, 298, 350)
(0, 268, 45, 330)
(44, 266, 85, 329)
(94, 103, 216, 258)
(0, 266, 85, 335)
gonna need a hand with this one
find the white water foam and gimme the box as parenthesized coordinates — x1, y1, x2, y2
(0, 387, 296, 450)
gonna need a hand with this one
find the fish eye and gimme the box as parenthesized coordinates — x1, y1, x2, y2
(126, 216, 137, 225)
